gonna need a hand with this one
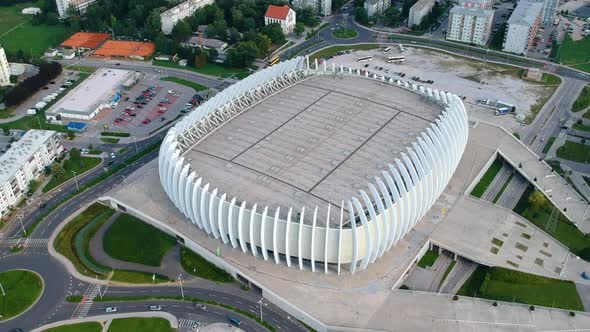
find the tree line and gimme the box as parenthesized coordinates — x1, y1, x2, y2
(4, 62, 62, 107)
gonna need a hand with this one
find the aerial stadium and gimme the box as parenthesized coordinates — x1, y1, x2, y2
(158, 56, 469, 274)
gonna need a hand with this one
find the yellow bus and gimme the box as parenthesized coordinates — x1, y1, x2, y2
(268, 56, 280, 66)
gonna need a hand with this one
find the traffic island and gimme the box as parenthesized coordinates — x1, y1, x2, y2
(0, 269, 44, 322)
(331, 28, 359, 39)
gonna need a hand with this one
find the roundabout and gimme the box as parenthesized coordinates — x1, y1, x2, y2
(0, 269, 44, 322)
(331, 28, 359, 39)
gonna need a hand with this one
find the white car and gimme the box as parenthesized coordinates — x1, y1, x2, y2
(149, 305, 161, 311)
(110, 153, 116, 159)
(195, 303, 206, 310)
(105, 307, 117, 313)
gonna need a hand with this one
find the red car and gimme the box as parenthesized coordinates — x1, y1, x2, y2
(142, 119, 151, 124)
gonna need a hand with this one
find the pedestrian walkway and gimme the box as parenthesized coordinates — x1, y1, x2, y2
(0, 238, 49, 248)
(178, 318, 200, 329)
(71, 284, 100, 319)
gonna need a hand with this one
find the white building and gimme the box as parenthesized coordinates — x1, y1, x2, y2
(459, 0, 493, 9)
(446, 6, 494, 45)
(264, 4, 297, 35)
(364, 0, 391, 18)
(0, 47, 11, 87)
(408, 0, 435, 27)
(184, 36, 228, 53)
(292, 0, 332, 16)
(160, 0, 215, 35)
(502, 1, 543, 55)
(55, 0, 97, 17)
(0, 130, 62, 217)
(21, 7, 42, 15)
(46, 68, 136, 122)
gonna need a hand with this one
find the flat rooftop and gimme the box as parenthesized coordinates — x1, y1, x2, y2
(46, 68, 132, 116)
(0, 130, 55, 184)
(186, 75, 443, 226)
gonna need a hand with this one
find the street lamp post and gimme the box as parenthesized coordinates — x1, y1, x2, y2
(133, 137, 139, 155)
(18, 214, 26, 236)
(72, 171, 79, 191)
(0, 280, 6, 296)
(258, 297, 264, 322)
(95, 276, 103, 300)
(178, 274, 184, 300)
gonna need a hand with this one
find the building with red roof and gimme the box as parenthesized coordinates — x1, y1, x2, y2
(264, 4, 296, 34)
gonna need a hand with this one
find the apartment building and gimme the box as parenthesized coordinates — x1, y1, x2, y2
(0, 47, 10, 87)
(529, 0, 559, 25)
(408, 0, 435, 27)
(502, 0, 543, 54)
(459, 0, 493, 9)
(160, 0, 215, 35)
(56, 0, 97, 17)
(0, 130, 63, 217)
(446, 6, 494, 45)
(292, 0, 332, 16)
(364, 0, 391, 18)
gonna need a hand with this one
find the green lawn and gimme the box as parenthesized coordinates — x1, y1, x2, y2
(556, 141, 590, 163)
(311, 44, 380, 62)
(88, 149, 102, 155)
(100, 137, 120, 144)
(108, 318, 175, 332)
(65, 65, 98, 74)
(513, 186, 590, 259)
(110, 270, 170, 284)
(180, 247, 234, 282)
(458, 266, 583, 310)
(54, 203, 114, 278)
(585, 111, 590, 120)
(0, 3, 72, 57)
(572, 85, 590, 112)
(573, 122, 590, 132)
(161, 77, 208, 91)
(153, 60, 250, 79)
(542, 137, 557, 153)
(0, 270, 43, 321)
(44, 322, 102, 332)
(555, 36, 590, 73)
(103, 213, 176, 267)
(43, 156, 102, 193)
(417, 249, 439, 268)
(470, 158, 503, 197)
(331, 28, 359, 39)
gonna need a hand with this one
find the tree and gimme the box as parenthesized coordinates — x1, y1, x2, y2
(529, 190, 547, 211)
(69, 147, 81, 161)
(227, 27, 241, 44)
(296, 7, 320, 27)
(225, 41, 258, 68)
(254, 33, 272, 57)
(172, 20, 193, 43)
(194, 51, 208, 68)
(66, 130, 75, 139)
(146, 8, 163, 39)
(355, 7, 369, 25)
(294, 22, 305, 37)
(207, 18, 228, 40)
(261, 23, 285, 44)
(46, 12, 59, 25)
(51, 162, 65, 179)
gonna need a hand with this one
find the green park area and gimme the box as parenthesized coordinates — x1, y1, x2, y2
(311, 44, 380, 61)
(107, 318, 175, 332)
(180, 247, 234, 282)
(161, 77, 207, 91)
(100, 138, 120, 144)
(585, 111, 590, 120)
(513, 186, 590, 260)
(153, 60, 250, 79)
(417, 249, 439, 268)
(573, 122, 590, 133)
(331, 28, 358, 39)
(556, 140, 590, 163)
(0, 3, 71, 57)
(542, 137, 557, 154)
(470, 158, 502, 198)
(458, 266, 583, 310)
(0, 270, 44, 321)
(103, 213, 177, 267)
(44, 322, 102, 332)
(555, 36, 590, 73)
(573, 85, 590, 112)
(43, 149, 102, 192)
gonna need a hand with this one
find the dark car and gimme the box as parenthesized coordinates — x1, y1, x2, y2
(129, 113, 137, 117)
(137, 105, 143, 108)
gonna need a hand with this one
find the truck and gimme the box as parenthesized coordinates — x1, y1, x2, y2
(495, 107, 510, 116)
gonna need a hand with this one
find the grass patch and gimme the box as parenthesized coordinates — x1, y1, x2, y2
(153, 60, 249, 79)
(180, 247, 234, 283)
(584, 111, 590, 120)
(43, 156, 102, 193)
(493, 172, 514, 203)
(100, 137, 120, 144)
(54, 203, 114, 279)
(542, 137, 557, 153)
(417, 249, 439, 268)
(513, 186, 590, 258)
(470, 158, 502, 198)
(556, 140, 590, 163)
(103, 213, 176, 267)
(87, 149, 102, 155)
(541, 73, 562, 86)
(491, 238, 504, 247)
(555, 35, 590, 73)
(110, 270, 171, 284)
(331, 28, 359, 39)
(44, 322, 102, 332)
(9, 244, 24, 253)
(573, 122, 590, 133)
(65, 65, 98, 74)
(100, 131, 130, 137)
(0, 3, 71, 57)
(107, 317, 175, 332)
(310, 44, 380, 62)
(161, 77, 207, 91)
(457, 266, 583, 310)
(0, 270, 43, 321)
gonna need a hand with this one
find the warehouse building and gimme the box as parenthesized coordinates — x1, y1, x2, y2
(0, 130, 62, 217)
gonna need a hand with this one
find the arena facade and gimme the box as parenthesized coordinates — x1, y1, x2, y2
(158, 56, 469, 274)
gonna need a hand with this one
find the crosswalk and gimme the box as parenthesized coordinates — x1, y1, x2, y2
(0, 238, 49, 248)
(71, 284, 100, 319)
(178, 318, 201, 329)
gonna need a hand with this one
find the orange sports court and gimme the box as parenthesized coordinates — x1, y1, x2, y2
(93, 41, 155, 59)
(61, 32, 111, 49)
